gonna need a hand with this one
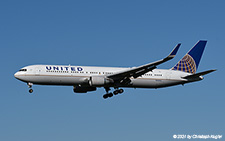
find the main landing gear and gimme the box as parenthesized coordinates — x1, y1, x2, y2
(27, 82, 33, 93)
(103, 87, 124, 99)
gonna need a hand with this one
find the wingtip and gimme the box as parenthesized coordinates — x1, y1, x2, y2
(199, 40, 207, 42)
(169, 43, 181, 57)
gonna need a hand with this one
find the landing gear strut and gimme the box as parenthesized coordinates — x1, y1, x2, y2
(27, 82, 33, 93)
(103, 87, 113, 99)
(103, 87, 124, 99)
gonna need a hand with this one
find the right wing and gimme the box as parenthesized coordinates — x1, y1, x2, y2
(107, 43, 181, 83)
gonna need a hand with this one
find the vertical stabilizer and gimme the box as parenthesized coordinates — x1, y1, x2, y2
(171, 40, 207, 74)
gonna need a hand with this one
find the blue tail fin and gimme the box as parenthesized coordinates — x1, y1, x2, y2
(171, 40, 207, 74)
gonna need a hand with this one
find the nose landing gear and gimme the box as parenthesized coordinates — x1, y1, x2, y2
(27, 82, 33, 93)
(29, 89, 33, 93)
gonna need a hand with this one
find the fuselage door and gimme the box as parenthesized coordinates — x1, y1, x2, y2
(35, 67, 41, 76)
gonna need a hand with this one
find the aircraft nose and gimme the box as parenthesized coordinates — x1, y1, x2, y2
(14, 72, 20, 79)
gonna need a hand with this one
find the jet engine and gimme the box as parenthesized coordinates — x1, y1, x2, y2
(89, 76, 113, 87)
(73, 86, 96, 93)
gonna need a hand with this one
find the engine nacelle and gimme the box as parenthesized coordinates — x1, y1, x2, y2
(73, 86, 96, 93)
(89, 76, 113, 87)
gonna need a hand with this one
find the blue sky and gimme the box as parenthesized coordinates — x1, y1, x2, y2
(0, 0, 224, 140)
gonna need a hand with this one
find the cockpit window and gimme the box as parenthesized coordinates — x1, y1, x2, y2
(19, 69, 27, 72)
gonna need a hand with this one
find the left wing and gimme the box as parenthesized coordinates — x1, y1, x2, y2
(107, 43, 181, 83)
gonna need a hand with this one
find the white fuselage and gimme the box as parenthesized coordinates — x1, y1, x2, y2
(14, 65, 200, 89)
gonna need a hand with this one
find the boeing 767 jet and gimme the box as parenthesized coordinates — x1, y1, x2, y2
(14, 40, 216, 99)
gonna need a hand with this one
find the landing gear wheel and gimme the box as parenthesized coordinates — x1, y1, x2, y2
(113, 90, 119, 95)
(108, 93, 113, 97)
(103, 92, 114, 99)
(29, 89, 33, 93)
(119, 89, 124, 94)
(103, 94, 108, 99)
(103, 87, 113, 99)
(27, 82, 33, 94)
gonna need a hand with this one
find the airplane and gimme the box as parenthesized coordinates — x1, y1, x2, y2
(14, 40, 216, 99)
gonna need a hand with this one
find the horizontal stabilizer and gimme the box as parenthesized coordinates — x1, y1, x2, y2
(182, 69, 216, 79)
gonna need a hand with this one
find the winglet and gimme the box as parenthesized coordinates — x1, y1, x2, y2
(168, 43, 181, 57)
(164, 43, 181, 62)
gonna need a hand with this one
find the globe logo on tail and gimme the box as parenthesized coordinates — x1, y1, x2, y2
(172, 54, 196, 74)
